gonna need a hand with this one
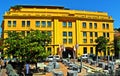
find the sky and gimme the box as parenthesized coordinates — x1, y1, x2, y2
(0, 0, 120, 34)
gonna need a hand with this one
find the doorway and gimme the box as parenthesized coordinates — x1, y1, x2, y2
(62, 47, 74, 58)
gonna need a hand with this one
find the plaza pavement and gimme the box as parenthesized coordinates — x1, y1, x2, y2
(33, 62, 87, 76)
(1, 61, 117, 76)
(0, 69, 8, 76)
(0, 62, 87, 76)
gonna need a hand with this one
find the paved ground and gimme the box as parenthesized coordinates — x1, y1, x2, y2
(33, 62, 87, 76)
(0, 62, 87, 76)
(0, 69, 8, 76)
(1, 61, 117, 76)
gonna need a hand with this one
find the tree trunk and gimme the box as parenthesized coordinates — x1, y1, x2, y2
(119, 51, 120, 59)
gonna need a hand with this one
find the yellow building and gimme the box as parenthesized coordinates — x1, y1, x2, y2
(1, 5, 114, 58)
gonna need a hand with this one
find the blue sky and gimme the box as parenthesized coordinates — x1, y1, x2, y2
(0, 0, 120, 34)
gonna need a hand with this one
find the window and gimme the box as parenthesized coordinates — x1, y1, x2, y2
(27, 31, 30, 36)
(107, 32, 109, 37)
(106, 24, 109, 29)
(63, 31, 67, 37)
(90, 32, 93, 37)
(89, 23, 92, 29)
(83, 32, 87, 37)
(90, 39, 93, 43)
(68, 22, 72, 27)
(103, 32, 106, 37)
(8, 21, 11, 27)
(68, 38, 72, 44)
(102, 23, 105, 29)
(21, 31, 25, 36)
(47, 31, 52, 36)
(83, 39, 87, 43)
(47, 21, 51, 27)
(27, 21, 30, 27)
(13, 31, 16, 33)
(90, 47, 93, 54)
(47, 47, 51, 52)
(68, 32, 72, 37)
(62, 22, 67, 27)
(83, 47, 87, 54)
(41, 21, 46, 27)
(95, 32, 98, 37)
(41, 31, 45, 34)
(13, 21, 16, 27)
(63, 38, 67, 44)
(82, 22, 86, 28)
(94, 23, 97, 29)
(36, 21, 40, 27)
(22, 21, 25, 27)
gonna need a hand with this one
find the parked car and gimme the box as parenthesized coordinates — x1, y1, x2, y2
(54, 55, 61, 62)
(81, 54, 88, 59)
(78, 54, 88, 61)
(46, 55, 61, 62)
(46, 55, 53, 62)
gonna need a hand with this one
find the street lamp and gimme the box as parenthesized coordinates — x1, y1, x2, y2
(73, 46, 76, 62)
(73, 44, 79, 63)
(108, 48, 110, 63)
(60, 45, 65, 58)
(80, 56, 83, 69)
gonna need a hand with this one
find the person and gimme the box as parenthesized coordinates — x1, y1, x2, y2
(25, 63, 30, 74)
(1, 59, 4, 69)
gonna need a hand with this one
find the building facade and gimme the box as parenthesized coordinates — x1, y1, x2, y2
(1, 5, 114, 58)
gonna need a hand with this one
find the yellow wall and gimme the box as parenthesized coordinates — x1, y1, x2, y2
(2, 6, 114, 57)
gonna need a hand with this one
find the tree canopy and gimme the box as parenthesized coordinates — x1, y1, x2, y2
(2, 30, 51, 62)
(117, 39, 120, 50)
(95, 36, 109, 55)
(114, 28, 120, 32)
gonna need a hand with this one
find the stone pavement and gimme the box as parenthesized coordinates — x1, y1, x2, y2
(0, 69, 8, 76)
(0, 62, 87, 76)
(33, 62, 87, 76)
(0, 61, 102, 76)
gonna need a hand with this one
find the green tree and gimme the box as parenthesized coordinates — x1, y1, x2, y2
(3, 31, 22, 58)
(2, 30, 51, 63)
(23, 30, 51, 62)
(115, 28, 120, 32)
(117, 40, 120, 59)
(114, 34, 120, 59)
(95, 36, 109, 57)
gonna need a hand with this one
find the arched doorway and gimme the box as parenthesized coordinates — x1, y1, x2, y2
(62, 47, 74, 58)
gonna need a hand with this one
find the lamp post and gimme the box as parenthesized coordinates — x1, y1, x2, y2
(73, 46, 76, 63)
(60, 45, 65, 58)
(73, 44, 79, 63)
(80, 56, 83, 69)
(108, 48, 110, 63)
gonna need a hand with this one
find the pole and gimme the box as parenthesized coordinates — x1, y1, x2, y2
(73, 46, 76, 63)
(62, 46, 65, 59)
(108, 55, 110, 63)
(80, 56, 82, 68)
